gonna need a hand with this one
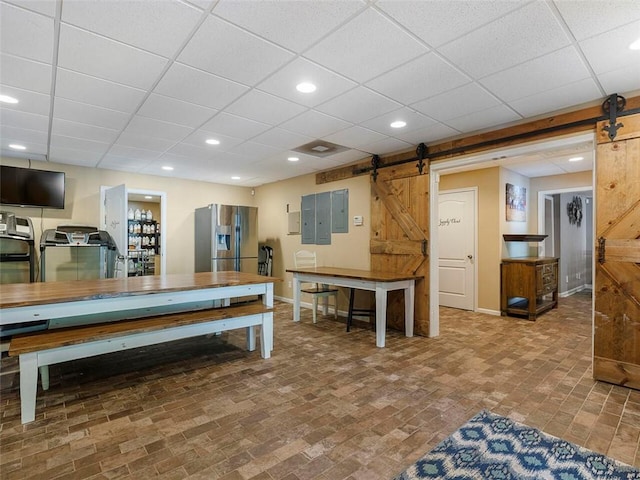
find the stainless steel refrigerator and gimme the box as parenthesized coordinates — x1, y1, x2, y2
(195, 204, 259, 275)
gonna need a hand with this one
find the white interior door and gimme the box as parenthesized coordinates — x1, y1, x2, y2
(438, 189, 476, 310)
(104, 184, 127, 256)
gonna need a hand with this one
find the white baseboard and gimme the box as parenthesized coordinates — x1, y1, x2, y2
(476, 308, 501, 316)
(559, 285, 590, 298)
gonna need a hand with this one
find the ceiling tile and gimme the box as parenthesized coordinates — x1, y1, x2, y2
(99, 154, 154, 173)
(124, 116, 193, 142)
(178, 15, 294, 86)
(57, 24, 169, 90)
(445, 105, 522, 133)
(360, 107, 436, 136)
(0, 85, 50, 116)
(322, 125, 387, 149)
(137, 93, 217, 128)
(480, 47, 592, 102)
(181, 129, 244, 152)
(377, 0, 523, 48)
(225, 90, 307, 125)
(0, 125, 48, 150)
(579, 20, 640, 74)
(48, 145, 104, 167)
(0, 53, 52, 94)
(53, 98, 130, 131)
(0, 108, 48, 132)
(597, 63, 640, 95)
(200, 112, 271, 140)
(106, 144, 162, 162)
(553, 0, 640, 41)
(0, 2, 54, 63)
(154, 62, 248, 110)
(212, 1, 365, 52)
(365, 53, 470, 105)
(412, 83, 501, 122)
(251, 128, 314, 150)
(364, 137, 413, 155)
(304, 8, 427, 83)
(228, 141, 282, 159)
(50, 134, 111, 155)
(51, 118, 119, 144)
(55, 68, 147, 113)
(61, 0, 203, 58)
(509, 78, 603, 117)
(4, 0, 56, 17)
(166, 142, 217, 161)
(279, 110, 352, 138)
(257, 58, 357, 108)
(393, 122, 460, 145)
(115, 131, 176, 152)
(439, 2, 571, 78)
(316, 86, 401, 124)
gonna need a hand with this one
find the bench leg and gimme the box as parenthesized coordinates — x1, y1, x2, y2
(246, 326, 256, 352)
(260, 312, 273, 359)
(40, 365, 50, 391)
(19, 353, 38, 424)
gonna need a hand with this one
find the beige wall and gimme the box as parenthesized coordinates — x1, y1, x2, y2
(529, 170, 593, 222)
(439, 167, 501, 313)
(0, 156, 254, 274)
(255, 173, 371, 302)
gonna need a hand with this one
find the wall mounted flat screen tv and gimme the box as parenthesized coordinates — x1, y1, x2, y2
(0, 165, 65, 209)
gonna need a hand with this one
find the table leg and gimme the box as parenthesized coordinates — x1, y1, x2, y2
(19, 353, 38, 424)
(246, 326, 256, 351)
(292, 276, 301, 322)
(375, 286, 387, 348)
(261, 312, 273, 359)
(263, 282, 274, 308)
(404, 283, 415, 337)
(40, 365, 50, 391)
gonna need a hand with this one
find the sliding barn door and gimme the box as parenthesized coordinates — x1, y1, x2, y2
(371, 169, 429, 336)
(593, 113, 640, 389)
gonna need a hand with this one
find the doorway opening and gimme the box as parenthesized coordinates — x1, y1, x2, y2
(100, 185, 167, 276)
(429, 132, 595, 337)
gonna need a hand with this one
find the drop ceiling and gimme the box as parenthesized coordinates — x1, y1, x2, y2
(1, 0, 639, 186)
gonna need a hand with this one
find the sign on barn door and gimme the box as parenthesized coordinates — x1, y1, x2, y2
(593, 113, 640, 389)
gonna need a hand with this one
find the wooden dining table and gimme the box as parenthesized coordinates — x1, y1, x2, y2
(285, 266, 420, 347)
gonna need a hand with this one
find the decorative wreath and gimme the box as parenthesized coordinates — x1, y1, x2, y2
(567, 196, 583, 227)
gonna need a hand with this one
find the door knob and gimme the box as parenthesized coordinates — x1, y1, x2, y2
(467, 255, 473, 260)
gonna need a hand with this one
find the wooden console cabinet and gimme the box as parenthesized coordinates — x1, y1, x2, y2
(501, 257, 559, 320)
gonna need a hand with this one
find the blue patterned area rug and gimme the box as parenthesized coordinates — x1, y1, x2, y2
(393, 410, 640, 480)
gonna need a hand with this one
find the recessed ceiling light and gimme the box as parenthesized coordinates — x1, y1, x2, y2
(231, 176, 241, 180)
(9, 144, 26, 150)
(287, 156, 299, 162)
(568, 156, 584, 162)
(205, 138, 220, 145)
(0, 94, 18, 104)
(296, 82, 316, 93)
(390, 120, 407, 128)
(629, 37, 640, 50)
(162, 166, 174, 171)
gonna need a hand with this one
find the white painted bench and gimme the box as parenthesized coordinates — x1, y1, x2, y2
(8, 303, 273, 424)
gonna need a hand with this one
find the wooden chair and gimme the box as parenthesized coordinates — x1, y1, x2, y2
(293, 250, 338, 324)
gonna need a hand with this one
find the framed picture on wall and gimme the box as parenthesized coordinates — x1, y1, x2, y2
(506, 183, 526, 222)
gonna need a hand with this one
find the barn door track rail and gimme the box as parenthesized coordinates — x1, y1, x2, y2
(358, 93, 640, 181)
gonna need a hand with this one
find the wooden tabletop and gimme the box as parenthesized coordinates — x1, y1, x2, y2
(285, 267, 420, 282)
(0, 272, 281, 309)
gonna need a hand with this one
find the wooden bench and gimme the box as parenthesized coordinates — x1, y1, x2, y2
(8, 302, 273, 424)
